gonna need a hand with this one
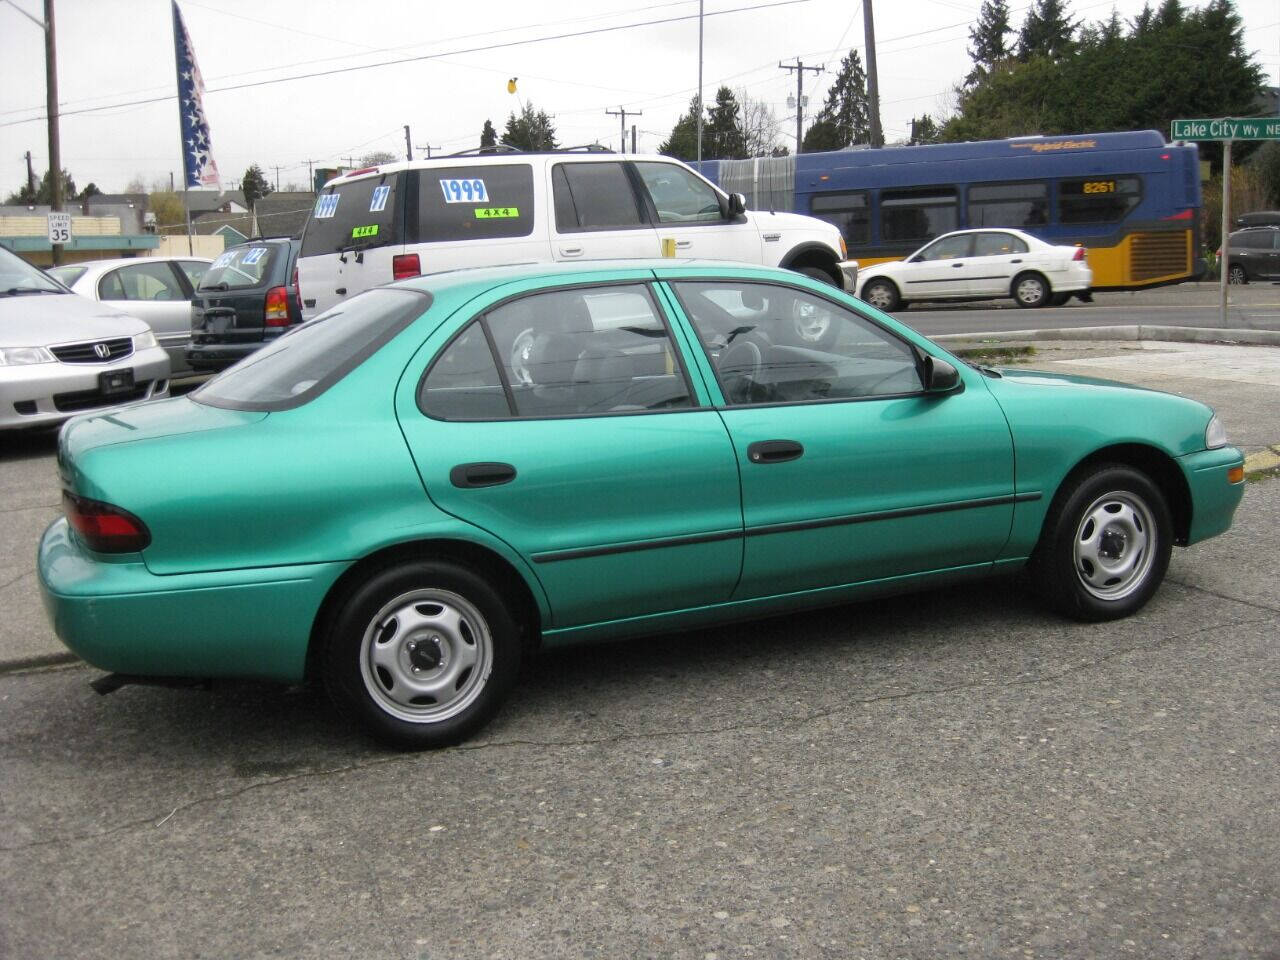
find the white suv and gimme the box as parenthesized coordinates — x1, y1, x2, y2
(296, 147, 855, 320)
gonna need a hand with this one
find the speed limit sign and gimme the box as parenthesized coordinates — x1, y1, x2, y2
(47, 212, 71, 245)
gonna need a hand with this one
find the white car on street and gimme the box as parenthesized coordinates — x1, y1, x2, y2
(857, 228, 1092, 311)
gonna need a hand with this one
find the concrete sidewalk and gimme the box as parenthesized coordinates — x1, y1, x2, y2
(2, 331, 1278, 674)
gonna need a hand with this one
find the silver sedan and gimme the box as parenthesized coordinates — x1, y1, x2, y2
(1, 247, 170, 430)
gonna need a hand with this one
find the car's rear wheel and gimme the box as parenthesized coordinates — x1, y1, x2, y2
(790, 267, 840, 348)
(1228, 264, 1248, 284)
(323, 561, 521, 748)
(1029, 464, 1172, 621)
(862, 278, 901, 312)
(1012, 272, 1050, 308)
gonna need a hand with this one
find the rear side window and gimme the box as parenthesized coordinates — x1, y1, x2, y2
(1058, 177, 1141, 224)
(300, 172, 402, 256)
(100, 262, 185, 301)
(192, 288, 427, 411)
(198, 245, 280, 291)
(415, 164, 535, 242)
(552, 162, 645, 231)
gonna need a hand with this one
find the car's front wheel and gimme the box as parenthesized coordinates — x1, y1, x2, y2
(1012, 272, 1051, 308)
(323, 561, 521, 748)
(1228, 264, 1248, 284)
(1029, 464, 1172, 621)
(861, 278, 901, 312)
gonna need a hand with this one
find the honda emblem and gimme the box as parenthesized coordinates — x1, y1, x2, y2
(93, 343, 110, 359)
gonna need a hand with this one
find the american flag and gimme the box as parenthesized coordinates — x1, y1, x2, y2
(172, 1, 220, 190)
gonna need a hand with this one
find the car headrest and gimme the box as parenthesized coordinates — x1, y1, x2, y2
(526, 333, 581, 387)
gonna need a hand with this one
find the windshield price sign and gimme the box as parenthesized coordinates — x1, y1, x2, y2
(1171, 117, 1280, 141)
(47, 212, 71, 245)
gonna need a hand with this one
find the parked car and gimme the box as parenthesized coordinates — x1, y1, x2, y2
(857, 228, 1092, 311)
(296, 147, 856, 346)
(1233, 210, 1280, 229)
(187, 237, 302, 373)
(39, 260, 1243, 748)
(1221, 226, 1280, 284)
(1, 245, 170, 430)
(47, 256, 210, 377)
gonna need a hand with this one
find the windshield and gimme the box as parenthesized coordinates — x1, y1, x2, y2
(198, 244, 280, 291)
(46, 265, 87, 288)
(0, 247, 67, 296)
(192, 288, 428, 411)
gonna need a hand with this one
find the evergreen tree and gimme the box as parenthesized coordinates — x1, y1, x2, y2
(967, 0, 1014, 86)
(658, 95, 701, 161)
(802, 50, 869, 151)
(1017, 0, 1079, 60)
(241, 163, 272, 211)
(908, 115, 940, 145)
(3, 168, 76, 206)
(704, 86, 746, 159)
(503, 102, 558, 151)
(480, 119, 498, 152)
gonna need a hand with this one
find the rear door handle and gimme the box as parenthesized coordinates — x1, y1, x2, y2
(747, 440, 804, 464)
(675, 240, 692, 249)
(450, 462, 517, 488)
(951, 262, 965, 268)
(559, 246, 583, 257)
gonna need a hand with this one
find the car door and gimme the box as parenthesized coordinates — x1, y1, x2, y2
(966, 231, 1030, 297)
(662, 275, 1016, 598)
(98, 261, 193, 375)
(397, 273, 743, 629)
(897, 233, 975, 299)
(548, 160, 659, 262)
(631, 160, 762, 263)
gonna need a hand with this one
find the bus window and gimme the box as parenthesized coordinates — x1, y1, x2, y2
(881, 188, 957, 243)
(810, 192, 870, 245)
(967, 182, 1048, 228)
(1059, 177, 1141, 224)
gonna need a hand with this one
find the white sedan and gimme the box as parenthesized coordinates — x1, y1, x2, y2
(858, 229, 1092, 311)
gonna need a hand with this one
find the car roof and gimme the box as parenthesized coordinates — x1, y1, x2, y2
(67, 255, 212, 275)
(327, 151, 685, 186)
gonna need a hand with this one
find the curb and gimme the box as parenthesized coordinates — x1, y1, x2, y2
(0, 651, 80, 676)
(932, 325, 1280, 347)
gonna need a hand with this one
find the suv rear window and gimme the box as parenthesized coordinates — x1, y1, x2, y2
(415, 164, 535, 242)
(300, 172, 402, 256)
(199, 244, 280, 291)
(192, 288, 427, 411)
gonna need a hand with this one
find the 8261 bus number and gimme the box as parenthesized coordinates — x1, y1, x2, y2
(1082, 180, 1116, 194)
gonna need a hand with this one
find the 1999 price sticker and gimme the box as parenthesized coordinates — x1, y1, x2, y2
(439, 178, 488, 203)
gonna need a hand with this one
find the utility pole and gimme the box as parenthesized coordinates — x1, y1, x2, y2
(342, 156, 356, 168)
(863, 0, 883, 147)
(404, 125, 412, 161)
(24, 151, 36, 197)
(271, 164, 284, 191)
(780, 59, 822, 154)
(606, 107, 642, 153)
(43, 0, 64, 263)
(304, 159, 315, 192)
(696, 0, 704, 164)
(631, 125, 637, 154)
(415, 145, 442, 159)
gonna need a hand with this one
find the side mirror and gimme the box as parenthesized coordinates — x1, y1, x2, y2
(909, 254, 925, 263)
(922, 355, 961, 393)
(728, 192, 747, 217)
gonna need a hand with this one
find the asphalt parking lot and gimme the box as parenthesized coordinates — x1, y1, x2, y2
(2, 334, 1278, 958)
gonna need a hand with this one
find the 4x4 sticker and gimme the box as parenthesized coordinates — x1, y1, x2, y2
(369, 185, 390, 213)
(439, 178, 488, 203)
(473, 207, 519, 219)
(314, 194, 340, 218)
(351, 224, 379, 239)
(241, 247, 267, 266)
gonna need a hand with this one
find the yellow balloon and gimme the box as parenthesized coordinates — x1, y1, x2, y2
(507, 78, 518, 95)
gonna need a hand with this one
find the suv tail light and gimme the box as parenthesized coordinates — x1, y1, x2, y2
(292, 265, 301, 306)
(1072, 247, 1086, 261)
(63, 492, 151, 553)
(264, 286, 290, 326)
(392, 254, 421, 280)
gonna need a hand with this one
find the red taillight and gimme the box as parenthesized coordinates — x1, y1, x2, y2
(291, 265, 301, 305)
(264, 285, 290, 326)
(392, 253, 421, 280)
(1073, 247, 1087, 261)
(63, 492, 151, 553)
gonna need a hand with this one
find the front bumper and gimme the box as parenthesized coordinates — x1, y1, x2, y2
(1178, 445, 1245, 545)
(38, 517, 348, 683)
(839, 260, 859, 293)
(1, 346, 170, 430)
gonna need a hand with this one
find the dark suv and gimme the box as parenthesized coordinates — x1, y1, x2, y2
(187, 237, 302, 372)
(1222, 226, 1280, 284)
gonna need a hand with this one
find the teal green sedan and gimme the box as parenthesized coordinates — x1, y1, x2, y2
(39, 261, 1245, 748)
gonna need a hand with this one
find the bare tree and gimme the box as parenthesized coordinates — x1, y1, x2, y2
(737, 88, 783, 158)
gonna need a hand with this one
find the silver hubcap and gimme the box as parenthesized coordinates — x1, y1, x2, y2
(865, 284, 893, 309)
(359, 588, 492, 724)
(1016, 277, 1044, 304)
(792, 300, 833, 342)
(509, 328, 536, 384)
(1073, 491, 1156, 601)
(1228, 268, 1245, 284)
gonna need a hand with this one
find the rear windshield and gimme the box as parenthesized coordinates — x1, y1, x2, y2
(415, 164, 535, 242)
(198, 244, 280, 291)
(191, 288, 428, 412)
(300, 172, 401, 257)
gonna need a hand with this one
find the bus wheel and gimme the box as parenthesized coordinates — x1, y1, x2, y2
(1013, 272, 1050, 308)
(1228, 265, 1248, 284)
(862, 279, 901, 312)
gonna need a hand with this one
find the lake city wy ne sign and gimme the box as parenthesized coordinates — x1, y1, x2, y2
(1171, 117, 1280, 141)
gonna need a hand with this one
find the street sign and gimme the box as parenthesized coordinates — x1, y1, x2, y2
(1171, 117, 1280, 141)
(46, 212, 71, 245)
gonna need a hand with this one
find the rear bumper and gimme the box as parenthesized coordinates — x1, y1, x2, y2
(185, 341, 265, 372)
(1178, 446, 1245, 545)
(38, 517, 347, 683)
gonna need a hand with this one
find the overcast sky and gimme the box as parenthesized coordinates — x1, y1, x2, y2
(1, 0, 1277, 199)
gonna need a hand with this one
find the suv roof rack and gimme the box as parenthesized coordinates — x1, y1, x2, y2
(442, 143, 615, 158)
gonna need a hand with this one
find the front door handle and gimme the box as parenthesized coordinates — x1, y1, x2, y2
(559, 246, 583, 257)
(335, 287, 347, 295)
(1010, 259, 1022, 264)
(450, 462, 517, 488)
(951, 262, 965, 268)
(675, 240, 692, 249)
(747, 440, 804, 464)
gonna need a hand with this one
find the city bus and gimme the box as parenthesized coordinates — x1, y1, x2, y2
(694, 130, 1204, 290)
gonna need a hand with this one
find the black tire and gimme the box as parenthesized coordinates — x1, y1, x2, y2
(861, 278, 901, 313)
(1028, 464, 1173, 622)
(322, 560, 522, 748)
(1012, 271, 1051, 308)
(1050, 292, 1071, 307)
(1227, 264, 1248, 285)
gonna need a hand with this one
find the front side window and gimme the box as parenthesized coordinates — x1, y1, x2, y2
(300, 172, 401, 255)
(633, 161, 724, 224)
(972, 232, 1029, 256)
(916, 234, 972, 261)
(423, 284, 693, 419)
(967, 182, 1049, 228)
(102, 262, 185, 302)
(1058, 176, 1141, 224)
(881, 188, 958, 243)
(810, 191, 870, 245)
(552, 162, 645, 231)
(672, 280, 923, 405)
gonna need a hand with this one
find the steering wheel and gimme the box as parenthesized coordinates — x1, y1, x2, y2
(717, 338, 764, 404)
